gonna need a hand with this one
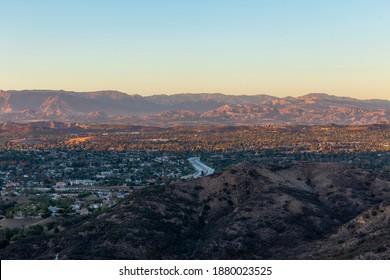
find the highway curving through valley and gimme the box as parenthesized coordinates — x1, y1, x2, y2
(181, 157, 214, 179)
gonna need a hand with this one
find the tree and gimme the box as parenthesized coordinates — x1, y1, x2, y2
(5, 211, 14, 219)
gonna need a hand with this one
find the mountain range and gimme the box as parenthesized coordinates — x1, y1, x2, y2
(1, 90, 390, 125)
(1, 162, 389, 259)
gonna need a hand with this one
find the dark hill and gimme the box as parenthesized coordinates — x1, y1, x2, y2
(1, 162, 390, 259)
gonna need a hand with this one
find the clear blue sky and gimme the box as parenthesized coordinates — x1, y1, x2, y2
(1, 0, 389, 99)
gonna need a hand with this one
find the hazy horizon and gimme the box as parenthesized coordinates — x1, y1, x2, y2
(2, 89, 390, 101)
(1, 0, 389, 100)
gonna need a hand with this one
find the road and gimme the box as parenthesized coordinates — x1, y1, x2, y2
(181, 157, 215, 179)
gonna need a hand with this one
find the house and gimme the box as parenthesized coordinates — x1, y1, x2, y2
(55, 182, 66, 188)
(48, 206, 61, 216)
(77, 208, 90, 215)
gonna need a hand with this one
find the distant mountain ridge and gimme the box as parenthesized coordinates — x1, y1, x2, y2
(1, 90, 390, 125)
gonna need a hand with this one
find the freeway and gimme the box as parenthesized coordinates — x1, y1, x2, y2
(181, 157, 215, 179)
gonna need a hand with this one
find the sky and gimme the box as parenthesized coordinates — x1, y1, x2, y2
(0, 0, 389, 99)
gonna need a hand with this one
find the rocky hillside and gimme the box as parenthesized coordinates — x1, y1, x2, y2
(1, 162, 390, 259)
(0, 90, 159, 118)
(0, 90, 390, 125)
